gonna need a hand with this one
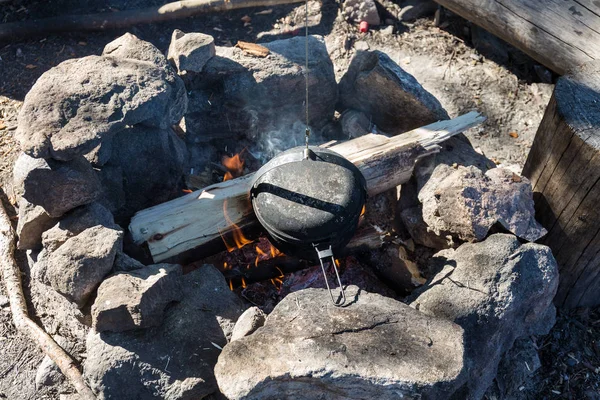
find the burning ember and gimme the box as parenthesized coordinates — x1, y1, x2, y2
(222, 150, 245, 181)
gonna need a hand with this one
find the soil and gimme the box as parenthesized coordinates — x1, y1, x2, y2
(0, 0, 597, 399)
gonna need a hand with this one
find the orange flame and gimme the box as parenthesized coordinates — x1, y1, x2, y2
(360, 204, 366, 217)
(222, 151, 245, 181)
(220, 200, 253, 252)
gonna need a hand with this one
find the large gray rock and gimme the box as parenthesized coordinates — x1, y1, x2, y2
(418, 165, 546, 243)
(43, 225, 122, 308)
(16, 198, 57, 250)
(215, 286, 466, 400)
(13, 153, 102, 218)
(97, 125, 188, 222)
(103, 32, 169, 68)
(84, 265, 246, 400)
(410, 234, 559, 398)
(338, 50, 448, 135)
(41, 202, 117, 252)
(92, 264, 183, 332)
(16, 55, 187, 161)
(185, 35, 337, 143)
(168, 29, 216, 74)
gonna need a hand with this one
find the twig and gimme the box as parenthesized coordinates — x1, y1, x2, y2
(0, 0, 305, 42)
(0, 202, 96, 399)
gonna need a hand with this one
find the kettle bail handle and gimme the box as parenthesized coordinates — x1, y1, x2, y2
(314, 244, 346, 306)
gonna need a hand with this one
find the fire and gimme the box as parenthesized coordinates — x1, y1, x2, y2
(222, 151, 245, 181)
(220, 200, 254, 252)
(360, 204, 366, 217)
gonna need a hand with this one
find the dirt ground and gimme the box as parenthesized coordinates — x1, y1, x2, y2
(0, 0, 598, 399)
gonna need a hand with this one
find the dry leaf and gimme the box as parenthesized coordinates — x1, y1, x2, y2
(236, 41, 269, 57)
(241, 15, 252, 23)
(78, 41, 87, 46)
(512, 173, 522, 183)
(509, 131, 519, 138)
(25, 64, 36, 69)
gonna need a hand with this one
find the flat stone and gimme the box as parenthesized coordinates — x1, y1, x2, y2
(338, 50, 448, 135)
(14, 153, 102, 218)
(84, 265, 246, 400)
(215, 286, 466, 400)
(16, 55, 187, 161)
(92, 264, 183, 332)
(103, 32, 169, 68)
(41, 202, 116, 252)
(398, 0, 438, 21)
(168, 29, 216, 74)
(410, 234, 559, 398)
(16, 198, 57, 250)
(44, 225, 122, 308)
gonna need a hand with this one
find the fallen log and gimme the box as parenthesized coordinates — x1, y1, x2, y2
(0, 201, 96, 400)
(0, 0, 304, 42)
(129, 111, 486, 263)
(522, 60, 600, 308)
(433, 0, 600, 74)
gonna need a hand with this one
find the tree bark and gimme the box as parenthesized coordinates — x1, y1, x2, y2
(129, 112, 486, 263)
(0, 0, 304, 41)
(523, 60, 600, 308)
(0, 201, 96, 399)
(433, 0, 600, 74)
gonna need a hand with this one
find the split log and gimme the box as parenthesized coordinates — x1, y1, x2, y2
(0, 0, 304, 41)
(0, 201, 96, 399)
(522, 60, 600, 308)
(433, 0, 600, 74)
(130, 112, 486, 263)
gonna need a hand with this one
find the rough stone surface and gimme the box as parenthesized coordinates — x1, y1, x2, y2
(13, 153, 102, 218)
(215, 286, 466, 400)
(342, 0, 381, 25)
(92, 264, 183, 332)
(84, 265, 246, 400)
(400, 205, 451, 249)
(30, 278, 90, 344)
(230, 307, 266, 341)
(338, 50, 449, 135)
(112, 250, 145, 272)
(168, 29, 216, 74)
(16, 198, 57, 250)
(410, 234, 559, 398)
(97, 125, 188, 223)
(185, 35, 337, 143)
(103, 32, 169, 68)
(418, 165, 547, 243)
(16, 55, 187, 160)
(41, 202, 116, 253)
(43, 225, 122, 308)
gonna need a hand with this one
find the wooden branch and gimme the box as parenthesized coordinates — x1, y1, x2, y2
(130, 111, 486, 263)
(433, 0, 600, 74)
(0, 0, 305, 41)
(0, 202, 96, 400)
